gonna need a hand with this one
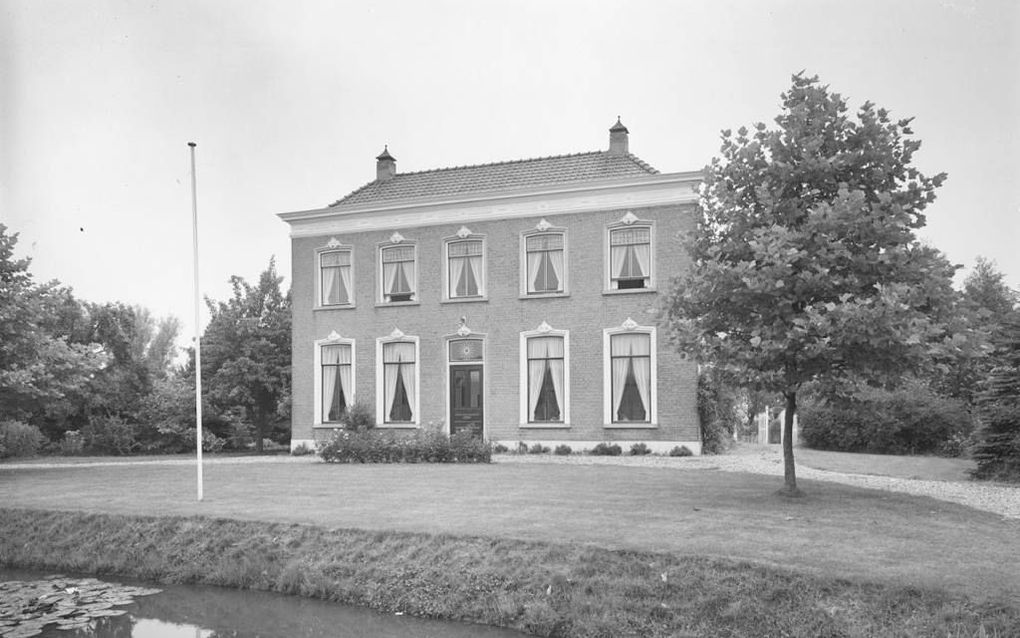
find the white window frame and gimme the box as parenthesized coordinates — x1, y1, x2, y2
(519, 227, 569, 298)
(604, 218, 655, 293)
(377, 241, 418, 305)
(313, 332, 355, 427)
(375, 330, 420, 428)
(316, 240, 355, 308)
(603, 321, 657, 428)
(519, 323, 570, 428)
(443, 230, 487, 302)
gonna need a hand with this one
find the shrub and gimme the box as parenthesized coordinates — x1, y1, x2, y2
(318, 427, 491, 464)
(492, 443, 509, 454)
(697, 369, 741, 454)
(800, 383, 974, 455)
(528, 443, 550, 454)
(516, 441, 529, 454)
(590, 442, 622, 456)
(59, 430, 84, 456)
(0, 420, 46, 459)
(81, 416, 139, 456)
(291, 442, 314, 456)
(669, 445, 693, 457)
(339, 402, 375, 431)
(629, 442, 651, 456)
(553, 444, 572, 456)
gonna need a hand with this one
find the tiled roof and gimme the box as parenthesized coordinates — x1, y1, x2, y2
(328, 151, 659, 208)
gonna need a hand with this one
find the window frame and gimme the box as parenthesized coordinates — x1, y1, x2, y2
(443, 230, 487, 302)
(519, 324, 570, 428)
(375, 331, 420, 428)
(604, 219, 655, 294)
(377, 241, 419, 305)
(519, 227, 569, 298)
(602, 322, 657, 428)
(316, 241, 355, 309)
(313, 332, 355, 428)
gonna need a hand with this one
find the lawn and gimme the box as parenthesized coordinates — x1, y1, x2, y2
(1, 456, 1017, 607)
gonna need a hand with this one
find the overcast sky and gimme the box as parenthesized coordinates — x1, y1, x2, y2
(3, 0, 1018, 343)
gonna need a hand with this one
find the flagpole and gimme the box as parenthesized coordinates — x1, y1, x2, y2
(188, 142, 204, 502)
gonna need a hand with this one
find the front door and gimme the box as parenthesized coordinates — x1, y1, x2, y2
(450, 365, 483, 439)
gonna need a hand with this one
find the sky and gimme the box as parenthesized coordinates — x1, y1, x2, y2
(2, 0, 1018, 343)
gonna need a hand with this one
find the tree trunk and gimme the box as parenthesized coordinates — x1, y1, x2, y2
(254, 414, 265, 455)
(779, 390, 803, 497)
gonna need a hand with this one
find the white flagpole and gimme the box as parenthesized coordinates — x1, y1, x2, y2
(189, 142, 204, 502)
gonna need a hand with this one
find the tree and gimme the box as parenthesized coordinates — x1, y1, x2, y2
(202, 260, 291, 453)
(668, 74, 953, 495)
(0, 224, 107, 426)
(971, 315, 1020, 481)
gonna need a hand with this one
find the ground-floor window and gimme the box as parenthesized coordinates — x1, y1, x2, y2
(380, 338, 417, 424)
(321, 343, 352, 422)
(604, 323, 656, 425)
(526, 335, 565, 422)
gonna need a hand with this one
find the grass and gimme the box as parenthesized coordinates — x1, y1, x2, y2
(794, 447, 976, 482)
(1, 456, 1018, 636)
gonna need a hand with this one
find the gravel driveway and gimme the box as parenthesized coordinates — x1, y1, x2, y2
(497, 448, 1020, 520)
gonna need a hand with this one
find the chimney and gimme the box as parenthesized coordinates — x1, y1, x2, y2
(376, 146, 396, 182)
(608, 117, 629, 156)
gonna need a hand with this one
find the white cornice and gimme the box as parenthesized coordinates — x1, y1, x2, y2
(279, 171, 702, 238)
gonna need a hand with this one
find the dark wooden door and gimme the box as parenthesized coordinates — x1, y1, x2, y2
(450, 365, 483, 439)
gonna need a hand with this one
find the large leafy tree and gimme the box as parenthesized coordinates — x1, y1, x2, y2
(0, 224, 107, 425)
(668, 74, 954, 495)
(202, 260, 291, 453)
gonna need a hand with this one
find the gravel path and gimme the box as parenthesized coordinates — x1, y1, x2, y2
(496, 450, 1020, 520)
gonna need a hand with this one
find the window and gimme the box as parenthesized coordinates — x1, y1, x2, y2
(524, 233, 565, 294)
(519, 324, 570, 427)
(320, 249, 352, 306)
(380, 245, 416, 303)
(608, 226, 652, 290)
(378, 338, 418, 425)
(321, 343, 352, 422)
(603, 323, 657, 426)
(447, 239, 484, 299)
(526, 336, 565, 423)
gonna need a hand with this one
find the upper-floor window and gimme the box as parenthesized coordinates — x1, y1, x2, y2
(447, 238, 485, 299)
(524, 233, 565, 295)
(380, 244, 416, 303)
(608, 225, 652, 290)
(320, 249, 353, 306)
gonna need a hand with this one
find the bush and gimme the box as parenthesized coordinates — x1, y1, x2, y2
(528, 443, 550, 454)
(339, 402, 375, 431)
(629, 442, 651, 456)
(669, 445, 693, 457)
(0, 421, 46, 459)
(59, 430, 84, 455)
(553, 444, 572, 456)
(800, 383, 975, 455)
(318, 426, 491, 464)
(492, 443, 509, 454)
(291, 442, 314, 456)
(590, 442, 622, 456)
(81, 416, 139, 455)
(697, 370, 740, 454)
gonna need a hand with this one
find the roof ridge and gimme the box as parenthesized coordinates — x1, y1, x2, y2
(391, 150, 606, 178)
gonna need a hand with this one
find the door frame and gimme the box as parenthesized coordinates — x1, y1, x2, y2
(444, 331, 486, 439)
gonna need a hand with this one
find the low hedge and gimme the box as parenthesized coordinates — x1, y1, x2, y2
(318, 427, 491, 463)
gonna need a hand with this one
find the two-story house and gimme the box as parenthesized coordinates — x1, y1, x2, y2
(279, 120, 704, 453)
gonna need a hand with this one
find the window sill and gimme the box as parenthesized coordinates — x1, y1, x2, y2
(376, 423, 419, 429)
(313, 423, 343, 429)
(441, 296, 488, 304)
(375, 300, 421, 308)
(603, 423, 658, 429)
(602, 287, 657, 296)
(519, 423, 571, 429)
(519, 291, 569, 300)
(314, 304, 357, 311)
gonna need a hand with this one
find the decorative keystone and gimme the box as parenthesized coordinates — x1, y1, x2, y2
(326, 330, 342, 341)
(621, 317, 639, 331)
(456, 226, 473, 239)
(326, 237, 343, 248)
(389, 327, 405, 339)
(535, 320, 553, 333)
(535, 218, 552, 232)
(389, 231, 405, 244)
(619, 211, 639, 226)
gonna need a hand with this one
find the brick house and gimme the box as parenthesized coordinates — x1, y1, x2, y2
(279, 120, 704, 453)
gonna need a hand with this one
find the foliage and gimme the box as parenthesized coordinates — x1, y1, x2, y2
(528, 443, 550, 454)
(553, 444, 572, 456)
(799, 382, 974, 455)
(971, 317, 1020, 481)
(58, 430, 84, 456)
(318, 427, 492, 464)
(0, 420, 46, 458)
(80, 416, 140, 456)
(669, 445, 693, 457)
(697, 368, 746, 454)
(629, 442, 651, 456)
(338, 401, 374, 431)
(203, 260, 292, 453)
(590, 442, 622, 456)
(668, 74, 951, 493)
(290, 442, 314, 456)
(492, 443, 509, 454)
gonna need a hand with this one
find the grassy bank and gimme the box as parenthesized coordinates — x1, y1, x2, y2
(1, 508, 1017, 637)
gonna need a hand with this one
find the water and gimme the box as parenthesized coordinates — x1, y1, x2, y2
(0, 568, 528, 638)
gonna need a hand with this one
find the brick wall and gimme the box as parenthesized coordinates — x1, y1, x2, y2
(290, 203, 700, 449)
